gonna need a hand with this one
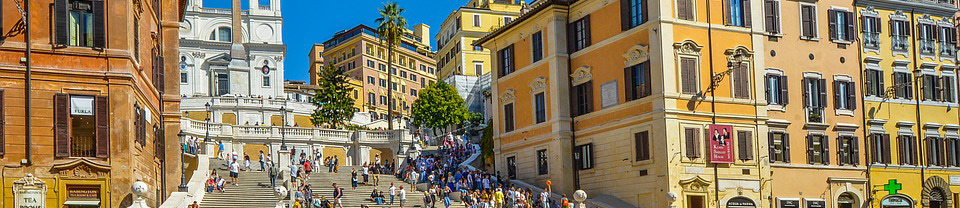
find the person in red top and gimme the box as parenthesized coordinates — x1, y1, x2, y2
(304, 159, 313, 176)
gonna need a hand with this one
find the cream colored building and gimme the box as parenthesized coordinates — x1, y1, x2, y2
(435, 0, 523, 79)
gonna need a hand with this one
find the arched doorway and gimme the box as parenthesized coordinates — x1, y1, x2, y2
(930, 188, 947, 208)
(924, 176, 955, 208)
(727, 197, 756, 208)
(837, 192, 859, 208)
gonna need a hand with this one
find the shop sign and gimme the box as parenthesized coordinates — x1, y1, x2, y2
(950, 175, 960, 185)
(805, 200, 825, 208)
(881, 195, 912, 207)
(13, 174, 46, 208)
(67, 187, 100, 198)
(708, 124, 734, 163)
(778, 199, 800, 208)
(70, 96, 94, 116)
(728, 197, 756, 207)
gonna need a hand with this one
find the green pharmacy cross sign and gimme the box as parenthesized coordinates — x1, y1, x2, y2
(884, 179, 902, 195)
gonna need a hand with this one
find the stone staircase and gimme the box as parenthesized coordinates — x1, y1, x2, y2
(305, 166, 464, 207)
(200, 159, 279, 208)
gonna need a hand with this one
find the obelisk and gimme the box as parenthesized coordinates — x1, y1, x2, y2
(228, 0, 250, 95)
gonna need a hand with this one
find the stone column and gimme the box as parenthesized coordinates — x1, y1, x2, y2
(277, 149, 292, 207)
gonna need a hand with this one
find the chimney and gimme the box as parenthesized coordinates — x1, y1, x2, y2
(414, 24, 430, 49)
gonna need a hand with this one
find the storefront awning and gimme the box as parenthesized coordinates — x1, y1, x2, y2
(64, 198, 100, 206)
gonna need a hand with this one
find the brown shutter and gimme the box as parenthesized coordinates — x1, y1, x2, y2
(96, 96, 109, 158)
(848, 82, 857, 110)
(818, 79, 828, 108)
(846, 12, 856, 41)
(834, 81, 842, 109)
(55, 0, 69, 45)
(852, 137, 860, 165)
(783, 133, 791, 162)
(807, 135, 815, 164)
(802, 78, 810, 107)
(677, 0, 688, 20)
(763, 0, 776, 33)
(822, 136, 830, 165)
(828, 10, 838, 41)
(624, 67, 635, 101)
(571, 84, 581, 116)
(685, 128, 697, 158)
(681, 58, 698, 94)
(744, 131, 753, 160)
(644, 64, 652, 97)
(93, 0, 106, 48)
(837, 137, 846, 165)
(768, 132, 776, 162)
(780, 76, 789, 104)
(585, 81, 594, 113)
(882, 134, 892, 163)
(801, 6, 812, 37)
(567, 22, 576, 52)
(742, 0, 752, 27)
(621, 0, 631, 30)
(584, 15, 592, 47)
(55, 94, 70, 157)
(724, 0, 733, 25)
(0, 90, 4, 156)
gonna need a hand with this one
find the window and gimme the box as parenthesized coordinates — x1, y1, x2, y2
(828, 10, 855, 42)
(134, 105, 145, 146)
(834, 80, 856, 110)
(411, 89, 418, 97)
(898, 135, 918, 165)
(354, 90, 358, 99)
(678, 0, 695, 21)
(474, 62, 484, 75)
(258, 0, 270, 9)
(367, 60, 375, 68)
(768, 132, 790, 162)
(684, 128, 701, 159)
(891, 20, 911, 52)
(939, 26, 957, 57)
(679, 58, 699, 95)
(498, 45, 515, 78)
(400, 70, 407, 79)
(919, 23, 937, 54)
(379, 64, 386, 72)
(946, 138, 960, 167)
(572, 81, 594, 116)
(806, 135, 829, 165)
(862, 16, 881, 48)
(894, 72, 914, 99)
(180, 72, 188, 84)
(379, 78, 387, 87)
(537, 149, 548, 175)
(380, 95, 387, 105)
(625, 61, 651, 101)
(923, 74, 942, 101)
(506, 156, 517, 179)
(928, 136, 945, 166)
(411, 74, 418, 83)
(737, 131, 754, 160)
(727, 0, 749, 27)
(217, 74, 229, 96)
(944, 76, 956, 103)
(532, 31, 543, 62)
(635, 131, 651, 161)
(134, 18, 140, 61)
(55, 94, 109, 158)
(763, 0, 780, 33)
(765, 74, 788, 105)
(800, 4, 817, 38)
(803, 78, 827, 123)
(569, 16, 592, 52)
(534, 92, 546, 123)
(474, 14, 481, 27)
(57, 0, 105, 47)
(504, 17, 513, 23)
(368, 76, 375, 85)
(217, 27, 232, 42)
(503, 103, 515, 132)
(455, 16, 461, 29)
(575, 144, 594, 170)
(368, 93, 376, 106)
(263, 76, 270, 87)
(621, 0, 647, 29)
(865, 69, 885, 97)
(870, 133, 892, 164)
(390, 67, 397, 75)
(732, 62, 751, 99)
(837, 136, 860, 165)
(474, 45, 483, 51)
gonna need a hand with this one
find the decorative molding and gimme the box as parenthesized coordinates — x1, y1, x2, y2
(724, 46, 754, 63)
(860, 7, 879, 17)
(673, 40, 704, 55)
(192, 52, 206, 59)
(922, 176, 953, 207)
(918, 14, 936, 24)
(679, 175, 712, 193)
(500, 89, 516, 103)
(571, 66, 593, 86)
(274, 56, 284, 62)
(51, 158, 111, 179)
(890, 10, 908, 21)
(529, 77, 547, 93)
(623, 44, 650, 66)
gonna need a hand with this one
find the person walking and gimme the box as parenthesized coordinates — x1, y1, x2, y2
(351, 169, 359, 191)
(332, 183, 344, 208)
(333, 156, 340, 173)
(243, 154, 251, 171)
(362, 164, 369, 184)
(268, 162, 278, 187)
(389, 183, 397, 205)
(229, 159, 240, 186)
(217, 141, 225, 159)
(399, 186, 407, 208)
(259, 150, 266, 171)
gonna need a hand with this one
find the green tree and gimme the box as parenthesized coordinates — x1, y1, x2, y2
(375, 2, 407, 130)
(310, 64, 355, 128)
(480, 120, 494, 165)
(411, 81, 469, 134)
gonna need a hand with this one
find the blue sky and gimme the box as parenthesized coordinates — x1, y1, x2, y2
(204, 0, 465, 82)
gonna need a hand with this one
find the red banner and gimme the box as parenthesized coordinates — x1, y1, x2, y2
(708, 124, 734, 163)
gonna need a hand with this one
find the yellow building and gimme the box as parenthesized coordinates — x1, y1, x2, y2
(761, 0, 870, 206)
(435, 0, 523, 79)
(308, 44, 326, 85)
(322, 25, 438, 119)
(476, 0, 769, 207)
(854, 1, 960, 207)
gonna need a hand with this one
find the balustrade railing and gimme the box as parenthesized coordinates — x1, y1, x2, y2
(180, 118, 405, 144)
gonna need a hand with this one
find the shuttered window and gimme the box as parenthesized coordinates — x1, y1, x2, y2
(946, 138, 960, 167)
(680, 58, 699, 95)
(765, 74, 789, 105)
(503, 103, 515, 132)
(943, 76, 956, 103)
(800, 4, 817, 38)
(574, 144, 594, 170)
(834, 81, 856, 110)
(737, 131, 754, 160)
(55, 94, 109, 158)
(572, 81, 594, 116)
(677, 0, 694, 21)
(498, 45, 515, 78)
(621, 0, 648, 29)
(865, 69, 885, 97)
(506, 156, 517, 179)
(733, 63, 751, 99)
(927, 137, 946, 166)
(569, 16, 591, 52)
(923, 74, 942, 101)
(898, 135, 919, 165)
(806, 135, 829, 165)
(635, 131, 651, 161)
(894, 72, 914, 99)
(56, 0, 106, 48)
(537, 149, 548, 175)
(725, 0, 751, 27)
(870, 133, 892, 164)
(685, 128, 701, 159)
(763, 0, 780, 34)
(769, 132, 790, 162)
(624, 61, 651, 101)
(827, 10, 856, 42)
(837, 136, 860, 165)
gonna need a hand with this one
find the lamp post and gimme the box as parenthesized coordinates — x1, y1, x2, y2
(204, 102, 212, 142)
(280, 105, 287, 150)
(178, 130, 189, 192)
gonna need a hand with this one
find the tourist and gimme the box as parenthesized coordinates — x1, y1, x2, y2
(217, 141, 225, 159)
(188, 201, 200, 208)
(268, 162, 278, 187)
(351, 168, 359, 191)
(229, 158, 240, 186)
(362, 163, 369, 184)
(389, 182, 397, 205)
(259, 150, 266, 171)
(399, 186, 407, 208)
(332, 183, 344, 208)
(243, 154, 251, 171)
(375, 191, 386, 205)
(333, 155, 340, 173)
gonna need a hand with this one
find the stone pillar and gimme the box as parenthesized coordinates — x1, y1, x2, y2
(277, 149, 292, 207)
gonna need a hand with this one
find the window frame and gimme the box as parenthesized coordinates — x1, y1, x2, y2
(537, 149, 549, 175)
(763, 0, 782, 35)
(799, 3, 819, 40)
(532, 31, 544, 63)
(503, 103, 515, 132)
(473, 14, 481, 27)
(769, 131, 790, 163)
(575, 143, 594, 170)
(635, 131, 651, 162)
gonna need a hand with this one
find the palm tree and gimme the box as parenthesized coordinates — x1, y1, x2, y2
(375, 2, 408, 130)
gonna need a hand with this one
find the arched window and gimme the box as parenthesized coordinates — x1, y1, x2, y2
(837, 193, 858, 208)
(931, 188, 947, 208)
(210, 27, 232, 42)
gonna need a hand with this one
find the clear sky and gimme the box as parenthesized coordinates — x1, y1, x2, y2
(204, 0, 465, 82)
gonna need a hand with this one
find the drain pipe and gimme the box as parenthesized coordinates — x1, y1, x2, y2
(909, 9, 927, 195)
(23, 0, 33, 166)
(851, 0, 873, 202)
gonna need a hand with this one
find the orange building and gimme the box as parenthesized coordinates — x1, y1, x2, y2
(0, 0, 186, 206)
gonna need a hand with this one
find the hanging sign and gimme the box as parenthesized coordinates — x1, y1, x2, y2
(70, 96, 95, 116)
(709, 124, 734, 163)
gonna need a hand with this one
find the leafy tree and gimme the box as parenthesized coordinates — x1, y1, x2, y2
(480, 120, 494, 163)
(375, 2, 407, 130)
(310, 64, 355, 128)
(411, 81, 469, 134)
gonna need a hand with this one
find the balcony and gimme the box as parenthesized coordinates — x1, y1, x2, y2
(806, 107, 825, 123)
(940, 43, 957, 58)
(181, 96, 315, 114)
(920, 40, 937, 55)
(863, 33, 880, 49)
(892, 36, 910, 53)
(179, 118, 414, 145)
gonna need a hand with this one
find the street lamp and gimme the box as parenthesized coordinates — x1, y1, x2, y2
(178, 130, 189, 192)
(204, 102, 212, 142)
(280, 105, 287, 150)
